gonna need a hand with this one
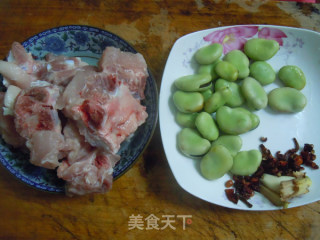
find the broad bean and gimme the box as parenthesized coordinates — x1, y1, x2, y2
(268, 87, 307, 113)
(215, 78, 245, 107)
(174, 73, 212, 92)
(249, 61, 276, 86)
(204, 86, 231, 113)
(173, 91, 204, 113)
(224, 50, 250, 79)
(178, 128, 211, 157)
(236, 108, 260, 129)
(244, 38, 279, 61)
(198, 60, 221, 80)
(230, 150, 262, 175)
(211, 135, 242, 157)
(173, 36, 309, 180)
(195, 43, 223, 65)
(175, 112, 198, 128)
(195, 112, 219, 141)
(200, 145, 233, 180)
(215, 61, 238, 82)
(278, 65, 306, 90)
(241, 77, 268, 110)
(216, 106, 259, 135)
(201, 88, 213, 101)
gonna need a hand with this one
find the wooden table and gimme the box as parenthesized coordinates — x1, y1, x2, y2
(0, 1, 320, 239)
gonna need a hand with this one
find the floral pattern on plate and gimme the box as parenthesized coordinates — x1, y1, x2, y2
(182, 25, 305, 69)
(203, 26, 288, 53)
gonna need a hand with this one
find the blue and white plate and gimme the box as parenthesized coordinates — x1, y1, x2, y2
(0, 25, 158, 193)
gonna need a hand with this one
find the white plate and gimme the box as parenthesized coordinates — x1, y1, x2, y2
(159, 25, 320, 210)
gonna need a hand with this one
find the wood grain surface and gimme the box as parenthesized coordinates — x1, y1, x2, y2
(0, 1, 320, 239)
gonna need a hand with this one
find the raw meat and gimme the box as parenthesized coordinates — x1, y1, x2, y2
(14, 86, 61, 138)
(14, 85, 66, 169)
(98, 47, 148, 99)
(27, 130, 65, 169)
(0, 42, 149, 196)
(62, 71, 148, 154)
(3, 85, 21, 116)
(0, 60, 35, 89)
(0, 92, 25, 148)
(0, 42, 46, 89)
(57, 122, 120, 196)
(10, 41, 41, 74)
(44, 53, 93, 87)
(0, 42, 92, 90)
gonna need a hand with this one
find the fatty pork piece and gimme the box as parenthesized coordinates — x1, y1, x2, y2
(61, 70, 148, 154)
(44, 53, 91, 87)
(0, 42, 91, 89)
(57, 122, 120, 196)
(98, 46, 149, 99)
(0, 42, 44, 89)
(14, 85, 66, 169)
(0, 92, 25, 148)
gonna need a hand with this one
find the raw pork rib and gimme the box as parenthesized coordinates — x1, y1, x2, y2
(0, 43, 149, 196)
(57, 122, 120, 196)
(0, 92, 25, 148)
(98, 47, 148, 99)
(0, 42, 46, 89)
(44, 53, 92, 87)
(14, 86, 66, 169)
(0, 42, 91, 90)
(62, 70, 148, 154)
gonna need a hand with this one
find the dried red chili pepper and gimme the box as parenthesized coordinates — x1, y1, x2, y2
(225, 189, 238, 204)
(301, 144, 319, 169)
(225, 138, 318, 207)
(260, 137, 268, 142)
(225, 180, 234, 188)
